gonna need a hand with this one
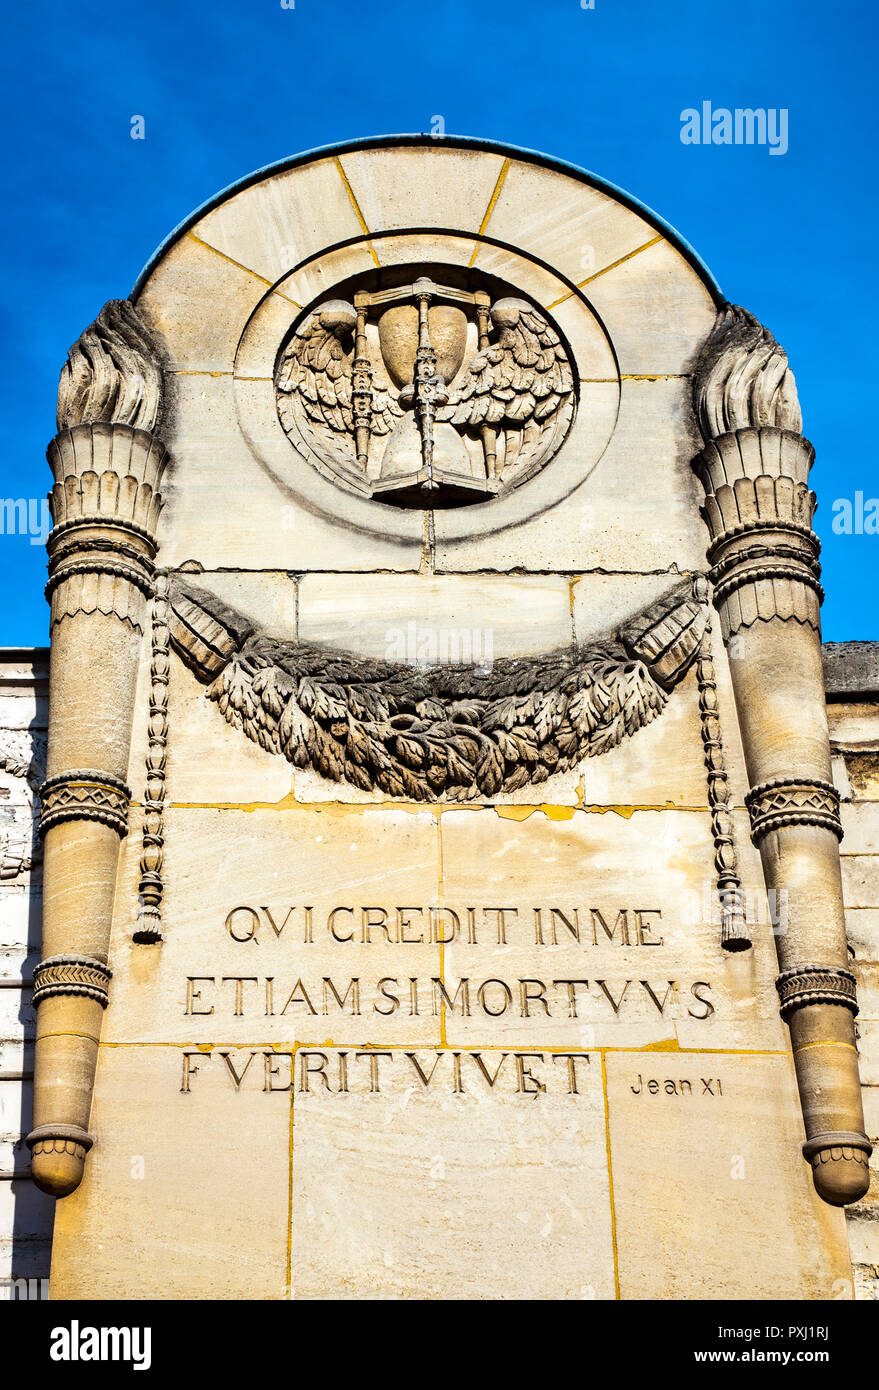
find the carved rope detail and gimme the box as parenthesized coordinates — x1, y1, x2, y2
(775, 965, 858, 1020)
(708, 547, 824, 610)
(45, 556, 155, 604)
(31, 953, 112, 1008)
(745, 776, 842, 842)
(705, 518, 818, 558)
(39, 769, 131, 838)
(135, 572, 170, 944)
(694, 628, 750, 951)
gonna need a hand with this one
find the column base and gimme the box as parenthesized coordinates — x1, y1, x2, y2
(803, 1132, 872, 1206)
(27, 1123, 94, 1197)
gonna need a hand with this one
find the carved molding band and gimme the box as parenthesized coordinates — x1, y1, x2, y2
(705, 518, 818, 561)
(49, 513, 159, 549)
(746, 776, 842, 842)
(26, 1123, 95, 1161)
(32, 953, 113, 1008)
(694, 628, 750, 952)
(39, 770, 131, 838)
(709, 546, 823, 604)
(45, 556, 155, 604)
(802, 1133, 873, 1168)
(48, 526, 158, 576)
(45, 422, 167, 630)
(776, 964, 858, 1020)
(135, 572, 170, 944)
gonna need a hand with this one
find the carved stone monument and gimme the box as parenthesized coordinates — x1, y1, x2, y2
(29, 137, 871, 1299)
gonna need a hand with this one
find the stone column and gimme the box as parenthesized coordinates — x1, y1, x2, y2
(27, 301, 167, 1196)
(692, 305, 870, 1205)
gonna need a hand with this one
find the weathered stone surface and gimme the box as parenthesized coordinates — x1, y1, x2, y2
(607, 1052, 853, 1300)
(336, 145, 508, 236)
(49, 1044, 290, 1299)
(825, 643, 879, 700)
(434, 377, 706, 572)
(22, 137, 875, 1298)
(0, 657, 50, 1282)
(471, 160, 660, 289)
(288, 1043, 614, 1300)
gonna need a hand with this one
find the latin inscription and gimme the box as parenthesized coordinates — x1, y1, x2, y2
(184, 974, 714, 1019)
(175, 900, 722, 1102)
(180, 1048, 593, 1096)
(223, 903, 666, 946)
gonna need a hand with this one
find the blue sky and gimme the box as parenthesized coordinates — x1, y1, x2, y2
(3, 0, 876, 643)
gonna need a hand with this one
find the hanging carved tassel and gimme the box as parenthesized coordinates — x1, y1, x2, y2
(134, 569, 169, 943)
(694, 614, 750, 951)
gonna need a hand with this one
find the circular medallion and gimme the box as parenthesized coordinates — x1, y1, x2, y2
(273, 264, 577, 508)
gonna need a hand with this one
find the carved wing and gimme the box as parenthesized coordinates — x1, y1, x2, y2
(275, 300, 403, 471)
(169, 577, 708, 802)
(439, 298, 574, 478)
(368, 375, 403, 437)
(276, 308, 355, 436)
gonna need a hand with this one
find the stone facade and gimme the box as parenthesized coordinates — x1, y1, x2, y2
(0, 650, 51, 1293)
(4, 646, 877, 1294)
(7, 137, 877, 1300)
(825, 643, 879, 1298)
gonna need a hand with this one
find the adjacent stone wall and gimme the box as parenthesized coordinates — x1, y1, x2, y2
(0, 650, 52, 1293)
(826, 642, 879, 1299)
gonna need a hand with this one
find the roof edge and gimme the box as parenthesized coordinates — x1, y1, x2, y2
(130, 133, 724, 302)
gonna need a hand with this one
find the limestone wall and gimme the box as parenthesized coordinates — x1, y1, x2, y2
(0, 650, 52, 1292)
(15, 140, 877, 1299)
(826, 645, 879, 1298)
(3, 644, 877, 1294)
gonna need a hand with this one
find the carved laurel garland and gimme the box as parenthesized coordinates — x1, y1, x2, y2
(166, 576, 710, 803)
(134, 571, 170, 944)
(694, 624, 750, 951)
